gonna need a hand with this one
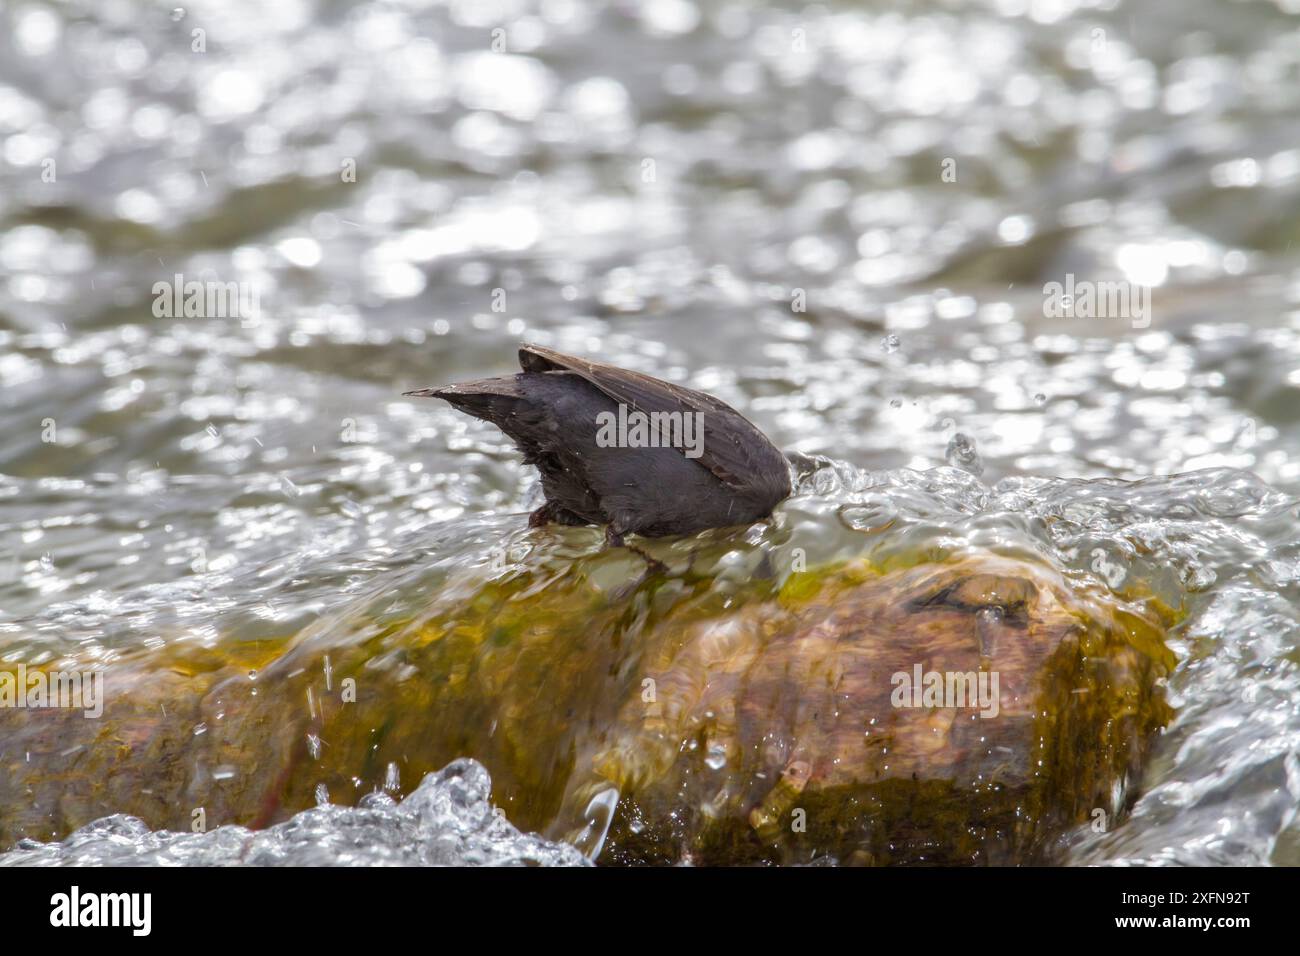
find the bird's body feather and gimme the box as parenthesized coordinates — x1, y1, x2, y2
(407, 346, 791, 538)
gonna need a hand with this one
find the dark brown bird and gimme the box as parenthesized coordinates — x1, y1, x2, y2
(405, 345, 790, 543)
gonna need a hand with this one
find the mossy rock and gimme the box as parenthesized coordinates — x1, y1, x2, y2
(0, 547, 1175, 864)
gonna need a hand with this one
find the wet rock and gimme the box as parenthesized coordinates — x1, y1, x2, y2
(0, 545, 1176, 865)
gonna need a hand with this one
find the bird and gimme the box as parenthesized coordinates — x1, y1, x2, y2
(405, 344, 791, 544)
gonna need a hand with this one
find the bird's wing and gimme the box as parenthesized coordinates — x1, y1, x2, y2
(518, 344, 783, 491)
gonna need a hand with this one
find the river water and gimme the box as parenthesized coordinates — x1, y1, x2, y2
(1, 0, 1299, 864)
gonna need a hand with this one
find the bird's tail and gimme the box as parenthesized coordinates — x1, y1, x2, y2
(403, 375, 525, 424)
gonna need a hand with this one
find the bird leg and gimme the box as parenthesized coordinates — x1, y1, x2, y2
(605, 525, 668, 576)
(529, 501, 588, 528)
(529, 503, 559, 528)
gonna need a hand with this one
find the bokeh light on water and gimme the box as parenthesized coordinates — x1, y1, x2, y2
(2, 0, 1300, 864)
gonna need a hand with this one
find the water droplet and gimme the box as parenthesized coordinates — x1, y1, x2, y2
(314, 783, 329, 806)
(975, 606, 1002, 659)
(384, 761, 401, 792)
(880, 334, 900, 353)
(889, 398, 902, 409)
(945, 432, 984, 476)
(171, 7, 186, 21)
(307, 733, 321, 759)
(705, 743, 728, 770)
(1034, 393, 1047, 406)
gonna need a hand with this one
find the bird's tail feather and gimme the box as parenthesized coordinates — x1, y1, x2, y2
(404, 375, 525, 423)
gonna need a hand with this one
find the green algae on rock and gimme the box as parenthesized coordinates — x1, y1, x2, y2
(0, 543, 1175, 865)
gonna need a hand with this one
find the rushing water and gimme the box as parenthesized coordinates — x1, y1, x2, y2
(0, 759, 590, 866)
(2, 0, 1300, 864)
